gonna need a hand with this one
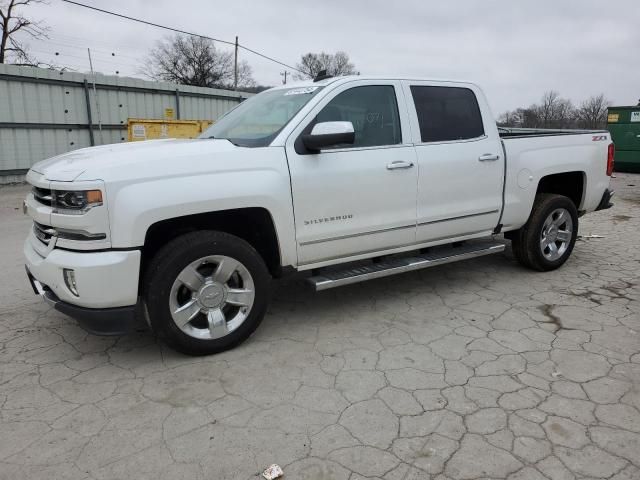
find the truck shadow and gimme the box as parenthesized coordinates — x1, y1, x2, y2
(108, 249, 522, 358)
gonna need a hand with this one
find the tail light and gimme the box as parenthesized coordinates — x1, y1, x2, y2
(607, 143, 615, 176)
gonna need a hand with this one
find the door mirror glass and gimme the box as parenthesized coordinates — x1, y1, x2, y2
(302, 121, 355, 152)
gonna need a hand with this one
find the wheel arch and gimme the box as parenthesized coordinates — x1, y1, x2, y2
(141, 208, 283, 284)
(535, 171, 586, 210)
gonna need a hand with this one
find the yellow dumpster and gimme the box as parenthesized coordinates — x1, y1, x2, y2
(127, 119, 214, 142)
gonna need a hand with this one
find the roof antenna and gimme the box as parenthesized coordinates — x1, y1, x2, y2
(313, 69, 333, 82)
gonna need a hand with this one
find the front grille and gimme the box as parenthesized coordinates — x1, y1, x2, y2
(33, 222, 56, 245)
(32, 186, 52, 206)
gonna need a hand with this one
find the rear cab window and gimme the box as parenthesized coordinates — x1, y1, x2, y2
(410, 86, 485, 143)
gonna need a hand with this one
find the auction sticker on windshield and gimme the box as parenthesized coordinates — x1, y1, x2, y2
(284, 87, 320, 95)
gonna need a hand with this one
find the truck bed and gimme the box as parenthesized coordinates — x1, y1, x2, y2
(498, 127, 607, 138)
(498, 129, 612, 232)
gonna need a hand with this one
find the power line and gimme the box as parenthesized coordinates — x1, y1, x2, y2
(28, 47, 142, 71)
(58, 0, 234, 46)
(39, 36, 144, 62)
(238, 44, 303, 75)
(58, 0, 305, 74)
(51, 32, 147, 52)
(33, 39, 141, 67)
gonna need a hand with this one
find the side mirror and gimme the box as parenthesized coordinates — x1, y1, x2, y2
(302, 121, 355, 152)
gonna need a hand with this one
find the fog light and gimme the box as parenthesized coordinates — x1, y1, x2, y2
(63, 268, 79, 297)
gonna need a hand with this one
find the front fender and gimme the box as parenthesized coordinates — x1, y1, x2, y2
(107, 168, 297, 267)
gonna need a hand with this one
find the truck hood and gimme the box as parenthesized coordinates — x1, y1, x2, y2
(30, 139, 241, 182)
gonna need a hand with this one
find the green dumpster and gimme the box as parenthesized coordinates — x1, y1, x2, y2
(607, 106, 640, 173)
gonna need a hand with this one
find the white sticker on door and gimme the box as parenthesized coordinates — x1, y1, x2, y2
(631, 111, 640, 122)
(284, 87, 319, 96)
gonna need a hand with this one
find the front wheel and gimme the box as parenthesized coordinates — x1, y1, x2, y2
(509, 193, 579, 272)
(144, 231, 271, 355)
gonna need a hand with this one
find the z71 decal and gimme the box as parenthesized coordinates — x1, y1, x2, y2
(592, 135, 608, 142)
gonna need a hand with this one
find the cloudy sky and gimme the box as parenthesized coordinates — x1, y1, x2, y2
(17, 0, 640, 115)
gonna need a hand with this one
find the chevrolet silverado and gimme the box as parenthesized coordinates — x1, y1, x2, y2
(23, 75, 615, 355)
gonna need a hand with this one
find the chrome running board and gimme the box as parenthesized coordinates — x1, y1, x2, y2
(307, 240, 505, 291)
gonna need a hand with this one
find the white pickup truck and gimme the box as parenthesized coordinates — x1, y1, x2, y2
(23, 75, 615, 355)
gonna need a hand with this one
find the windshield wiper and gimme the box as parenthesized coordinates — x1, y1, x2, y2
(204, 135, 242, 147)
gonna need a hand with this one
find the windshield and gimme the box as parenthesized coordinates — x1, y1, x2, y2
(200, 86, 324, 147)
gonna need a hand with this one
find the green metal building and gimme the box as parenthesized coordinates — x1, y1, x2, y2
(607, 105, 640, 172)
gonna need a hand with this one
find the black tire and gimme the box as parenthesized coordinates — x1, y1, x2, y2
(510, 193, 579, 272)
(144, 231, 271, 355)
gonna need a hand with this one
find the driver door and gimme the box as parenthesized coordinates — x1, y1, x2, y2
(285, 81, 418, 266)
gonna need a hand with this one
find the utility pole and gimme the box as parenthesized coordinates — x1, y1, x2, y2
(87, 48, 102, 135)
(280, 70, 288, 85)
(234, 36, 238, 90)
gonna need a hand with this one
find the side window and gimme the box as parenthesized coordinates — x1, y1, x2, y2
(410, 86, 485, 142)
(314, 85, 402, 148)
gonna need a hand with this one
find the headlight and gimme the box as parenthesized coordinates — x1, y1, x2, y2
(52, 189, 103, 214)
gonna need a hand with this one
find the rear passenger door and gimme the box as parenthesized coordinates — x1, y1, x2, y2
(403, 82, 504, 243)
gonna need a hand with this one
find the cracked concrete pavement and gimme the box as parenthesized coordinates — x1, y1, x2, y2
(0, 174, 639, 480)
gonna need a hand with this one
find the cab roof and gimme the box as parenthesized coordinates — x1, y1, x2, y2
(270, 75, 477, 91)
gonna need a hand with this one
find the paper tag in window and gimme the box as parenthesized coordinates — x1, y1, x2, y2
(631, 111, 640, 122)
(284, 86, 319, 95)
(132, 124, 146, 138)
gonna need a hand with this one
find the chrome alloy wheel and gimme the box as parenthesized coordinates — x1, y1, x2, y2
(169, 255, 255, 340)
(540, 208, 573, 261)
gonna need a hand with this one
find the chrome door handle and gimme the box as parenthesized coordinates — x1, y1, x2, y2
(386, 161, 414, 170)
(478, 153, 500, 162)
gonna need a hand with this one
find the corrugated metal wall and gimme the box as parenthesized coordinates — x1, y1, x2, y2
(0, 64, 250, 180)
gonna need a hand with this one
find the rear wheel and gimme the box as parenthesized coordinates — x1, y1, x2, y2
(510, 194, 578, 271)
(144, 231, 271, 355)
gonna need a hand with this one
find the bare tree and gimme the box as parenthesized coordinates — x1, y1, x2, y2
(498, 107, 544, 128)
(499, 91, 614, 130)
(554, 99, 575, 128)
(535, 91, 573, 128)
(499, 91, 594, 129)
(143, 34, 255, 90)
(294, 51, 357, 80)
(497, 108, 525, 127)
(536, 90, 561, 127)
(0, 0, 48, 65)
(576, 94, 610, 129)
(527, 91, 575, 128)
